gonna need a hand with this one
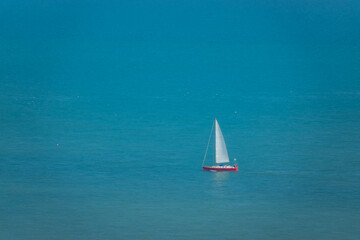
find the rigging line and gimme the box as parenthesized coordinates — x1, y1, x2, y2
(202, 119, 215, 167)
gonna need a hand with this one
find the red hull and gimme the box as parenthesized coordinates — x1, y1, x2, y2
(202, 166, 238, 171)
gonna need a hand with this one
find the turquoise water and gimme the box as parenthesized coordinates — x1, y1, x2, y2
(1, 90, 360, 239)
(1, 0, 360, 239)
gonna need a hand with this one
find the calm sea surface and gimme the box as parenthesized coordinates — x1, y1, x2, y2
(1, 3, 360, 234)
(1, 87, 359, 239)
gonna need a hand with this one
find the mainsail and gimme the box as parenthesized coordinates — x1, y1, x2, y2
(215, 119, 230, 164)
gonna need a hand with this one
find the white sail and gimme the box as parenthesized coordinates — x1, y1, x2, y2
(215, 119, 230, 164)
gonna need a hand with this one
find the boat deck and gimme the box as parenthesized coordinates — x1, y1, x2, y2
(202, 165, 238, 171)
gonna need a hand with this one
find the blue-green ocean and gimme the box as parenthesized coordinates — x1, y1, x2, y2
(1, 1, 360, 239)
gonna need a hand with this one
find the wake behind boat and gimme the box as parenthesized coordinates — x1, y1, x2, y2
(202, 118, 238, 171)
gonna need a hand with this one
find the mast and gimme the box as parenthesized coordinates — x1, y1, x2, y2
(214, 118, 216, 166)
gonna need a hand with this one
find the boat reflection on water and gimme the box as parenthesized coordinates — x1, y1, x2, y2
(211, 171, 230, 188)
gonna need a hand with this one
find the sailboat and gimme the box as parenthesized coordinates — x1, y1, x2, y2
(202, 118, 238, 171)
